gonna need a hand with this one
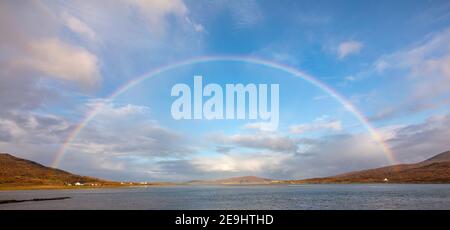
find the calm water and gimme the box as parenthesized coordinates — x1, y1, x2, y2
(0, 184, 449, 210)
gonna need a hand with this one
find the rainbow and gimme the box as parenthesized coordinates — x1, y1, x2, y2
(52, 55, 395, 168)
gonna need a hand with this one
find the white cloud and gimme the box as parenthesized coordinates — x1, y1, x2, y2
(344, 75, 357, 82)
(67, 101, 194, 158)
(192, 152, 292, 173)
(282, 133, 390, 179)
(195, 0, 263, 30)
(85, 99, 150, 119)
(0, 108, 394, 181)
(62, 12, 98, 42)
(0, 112, 70, 144)
(289, 118, 342, 134)
(374, 28, 450, 83)
(0, 2, 102, 90)
(0, 119, 24, 141)
(337, 40, 363, 59)
(123, 0, 202, 35)
(244, 122, 278, 132)
(385, 113, 450, 163)
(0, 0, 206, 179)
(166, 131, 392, 180)
(11, 38, 101, 89)
(229, 0, 263, 29)
(212, 133, 301, 153)
(368, 27, 450, 120)
(374, 59, 390, 73)
(192, 22, 205, 32)
(0, 111, 72, 166)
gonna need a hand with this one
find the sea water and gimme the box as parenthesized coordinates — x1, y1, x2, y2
(0, 184, 449, 210)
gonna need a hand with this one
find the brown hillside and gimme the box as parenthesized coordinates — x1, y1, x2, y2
(0, 153, 106, 187)
(289, 150, 450, 184)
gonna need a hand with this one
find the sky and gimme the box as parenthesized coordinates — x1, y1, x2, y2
(1, 0, 450, 181)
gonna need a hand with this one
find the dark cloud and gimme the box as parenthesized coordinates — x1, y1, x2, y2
(215, 145, 234, 154)
(387, 113, 450, 163)
(68, 102, 195, 158)
(0, 73, 59, 113)
(38, 113, 450, 181)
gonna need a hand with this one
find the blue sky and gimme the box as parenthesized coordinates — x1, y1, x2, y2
(1, 0, 450, 181)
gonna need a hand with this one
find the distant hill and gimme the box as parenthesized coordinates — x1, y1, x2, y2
(288, 150, 450, 184)
(0, 153, 109, 187)
(421, 150, 450, 163)
(189, 176, 273, 185)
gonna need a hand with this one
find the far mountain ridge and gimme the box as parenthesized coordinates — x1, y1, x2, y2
(188, 176, 273, 185)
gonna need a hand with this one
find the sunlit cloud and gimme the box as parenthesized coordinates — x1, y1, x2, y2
(62, 12, 98, 42)
(12, 38, 101, 89)
(289, 117, 342, 135)
(337, 40, 363, 59)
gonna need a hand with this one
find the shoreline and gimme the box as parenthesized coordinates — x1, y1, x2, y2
(1, 182, 450, 191)
(0, 183, 175, 191)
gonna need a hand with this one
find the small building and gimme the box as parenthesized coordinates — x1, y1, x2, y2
(383, 178, 389, 182)
(74, 182, 83, 186)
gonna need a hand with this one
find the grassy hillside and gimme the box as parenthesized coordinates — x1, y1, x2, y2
(0, 153, 108, 187)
